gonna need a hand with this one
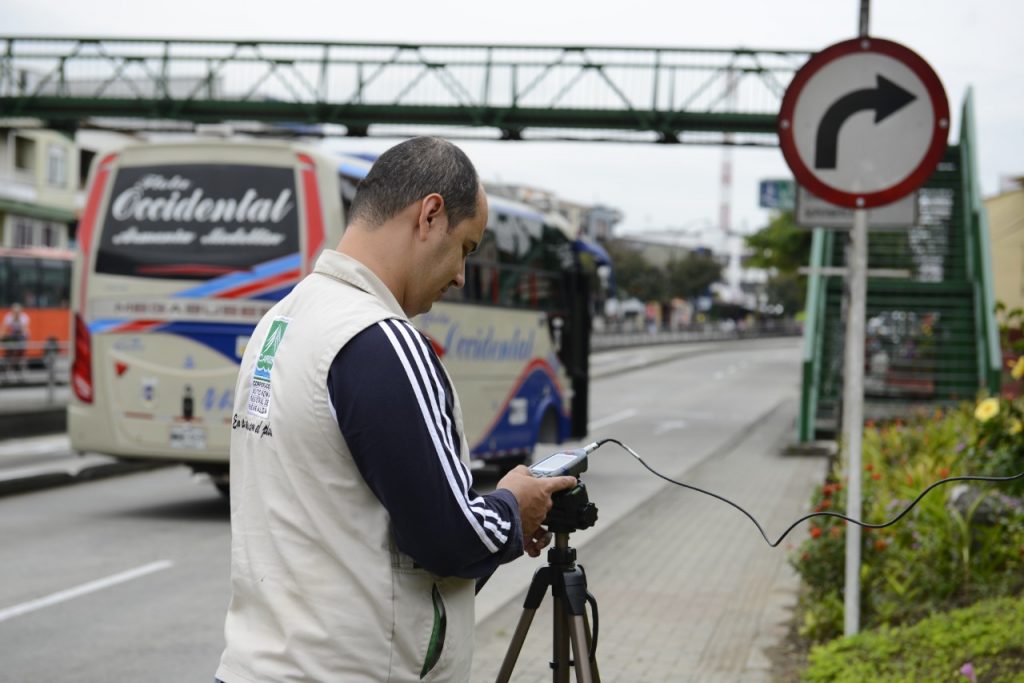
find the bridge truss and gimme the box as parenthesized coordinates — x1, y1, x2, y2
(0, 36, 811, 144)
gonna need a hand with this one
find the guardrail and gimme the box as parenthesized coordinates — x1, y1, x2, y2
(0, 339, 70, 405)
(592, 319, 802, 351)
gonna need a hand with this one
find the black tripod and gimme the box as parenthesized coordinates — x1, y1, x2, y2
(495, 483, 600, 683)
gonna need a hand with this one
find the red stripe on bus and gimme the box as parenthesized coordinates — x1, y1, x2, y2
(297, 153, 325, 273)
(115, 320, 164, 333)
(137, 264, 238, 277)
(77, 153, 118, 311)
(216, 268, 300, 299)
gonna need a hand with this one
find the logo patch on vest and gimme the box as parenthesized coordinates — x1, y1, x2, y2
(247, 316, 291, 418)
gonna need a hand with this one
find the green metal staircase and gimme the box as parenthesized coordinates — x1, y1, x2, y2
(799, 91, 1002, 441)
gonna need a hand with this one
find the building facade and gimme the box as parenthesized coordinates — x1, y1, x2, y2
(985, 178, 1024, 313)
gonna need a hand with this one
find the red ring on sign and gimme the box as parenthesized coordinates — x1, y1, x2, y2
(777, 37, 949, 209)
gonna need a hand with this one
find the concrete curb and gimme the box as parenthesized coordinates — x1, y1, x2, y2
(592, 335, 800, 381)
(0, 407, 66, 439)
(0, 459, 167, 497)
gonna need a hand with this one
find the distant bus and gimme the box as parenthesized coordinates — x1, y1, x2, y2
(70, 139, 590, 494)
(0, 246, 73, 363)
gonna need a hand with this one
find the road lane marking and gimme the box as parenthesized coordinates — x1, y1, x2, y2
(654, 419, 689, 435)
(0, 560, 173, 623)
(588, 409, 637, 430)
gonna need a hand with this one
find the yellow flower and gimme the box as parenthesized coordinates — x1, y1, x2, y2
(1012, 357, 1024, 381)
(974, 397, 1000, 423)
(1010, 419, 1023, 436)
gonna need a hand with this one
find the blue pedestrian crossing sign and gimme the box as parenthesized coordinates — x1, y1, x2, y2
(758, 179, 796, 210)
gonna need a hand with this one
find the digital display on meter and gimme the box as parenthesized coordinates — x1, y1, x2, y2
(529, 448, 589, 478)
(532, 453, 576, 475)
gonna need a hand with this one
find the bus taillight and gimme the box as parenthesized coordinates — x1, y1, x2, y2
(72, 313, 93, 403)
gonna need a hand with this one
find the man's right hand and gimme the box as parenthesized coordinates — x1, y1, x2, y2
(496, 466, 577, 541)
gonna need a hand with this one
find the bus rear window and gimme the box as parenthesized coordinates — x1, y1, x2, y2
(94, 163, 300, 279)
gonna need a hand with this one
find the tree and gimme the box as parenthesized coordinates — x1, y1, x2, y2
(745, 211, 813, 314)
(666, 251, 723, 300)
(764, 272, 804, 316)
(601, 240, 667, 302)
(744, 211, 811, 273)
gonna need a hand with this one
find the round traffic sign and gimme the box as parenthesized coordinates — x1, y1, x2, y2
(778, 37, 949, 209)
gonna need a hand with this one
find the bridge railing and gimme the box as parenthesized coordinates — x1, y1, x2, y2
(960, 89, 1003, 394)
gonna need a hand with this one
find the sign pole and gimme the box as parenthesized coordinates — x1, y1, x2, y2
(841, 0, 872, 639)
(842, 207, 868, 636)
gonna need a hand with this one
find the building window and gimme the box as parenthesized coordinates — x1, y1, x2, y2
(41, 222, 59, 247)
(5, 215, 64, 248)
(12, 217, 35, 247)
(47, 143, 68, 188)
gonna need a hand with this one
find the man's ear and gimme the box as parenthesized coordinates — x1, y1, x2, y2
(416, 193, 446, 240)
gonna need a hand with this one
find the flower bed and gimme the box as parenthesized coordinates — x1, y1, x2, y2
(791, 396, 1024, 643)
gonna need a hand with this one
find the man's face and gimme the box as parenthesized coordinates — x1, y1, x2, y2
(414, 188, 488, 316)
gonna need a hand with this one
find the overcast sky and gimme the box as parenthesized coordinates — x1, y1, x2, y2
(4, 0, 1022, 239)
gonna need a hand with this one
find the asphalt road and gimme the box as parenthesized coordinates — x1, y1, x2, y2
(0, 338, 801, 681)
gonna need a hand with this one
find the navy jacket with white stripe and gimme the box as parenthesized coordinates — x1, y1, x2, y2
(328, 318, 524, 579)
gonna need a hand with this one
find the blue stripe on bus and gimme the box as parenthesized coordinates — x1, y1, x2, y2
(251, 285, 296, 301)
(338, 161, 370, 179)
(469, 365, 568, 460)
(158, 322, 256, 360)
(174, 253, 302, 298)
(89, 319, 135, 334)
(87, 320, 253, 361)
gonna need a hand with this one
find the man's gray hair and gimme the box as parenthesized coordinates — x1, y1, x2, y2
(348, 137, 481, 230)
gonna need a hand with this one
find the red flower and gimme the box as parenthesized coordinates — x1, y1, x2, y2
(938, 467, 950, 478)
(871, 472, 882, 480)
(874, 539, 888, 552)
(810, 527, 823, 539)
(865, 463, 874, 472)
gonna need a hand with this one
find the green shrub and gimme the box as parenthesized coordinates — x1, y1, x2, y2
(791, 397, 1024, 642)
(803, 594, 1024, 682)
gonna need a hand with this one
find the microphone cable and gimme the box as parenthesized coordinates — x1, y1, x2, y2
(590, 438, 1024, 547)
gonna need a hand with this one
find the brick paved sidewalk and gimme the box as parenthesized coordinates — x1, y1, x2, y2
(471, 398, 827, 683)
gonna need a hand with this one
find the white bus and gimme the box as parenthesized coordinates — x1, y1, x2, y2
(70, 139, 591, 494)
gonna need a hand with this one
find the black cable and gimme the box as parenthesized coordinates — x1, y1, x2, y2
(595, 438, 1024, 548)
(585, 591, 599, 659)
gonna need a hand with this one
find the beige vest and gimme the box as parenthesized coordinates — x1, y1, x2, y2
(216, 250, 476, 683)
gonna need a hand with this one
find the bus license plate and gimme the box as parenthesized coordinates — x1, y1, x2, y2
(170, 424, 207, 450)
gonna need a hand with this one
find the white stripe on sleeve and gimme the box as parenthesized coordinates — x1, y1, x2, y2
(378, 321, 505, 551)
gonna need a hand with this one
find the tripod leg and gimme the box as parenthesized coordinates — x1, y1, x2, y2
(495, 567, 552, 683)
(568, 615, 594, 683)
(553, 597, 571, 683)
(495, 607, 539, 683)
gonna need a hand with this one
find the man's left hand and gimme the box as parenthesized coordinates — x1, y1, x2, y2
(524, 527, 553, 557)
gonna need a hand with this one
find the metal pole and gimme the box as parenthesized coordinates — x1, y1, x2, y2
(843, 208, 868, 636)
(843, 0, 872, 639)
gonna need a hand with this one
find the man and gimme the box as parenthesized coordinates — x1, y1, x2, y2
(1, 303, 30, 378)
(215, 137, 576, 683)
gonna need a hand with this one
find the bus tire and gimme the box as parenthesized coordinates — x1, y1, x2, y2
(537, 408, 560, 445)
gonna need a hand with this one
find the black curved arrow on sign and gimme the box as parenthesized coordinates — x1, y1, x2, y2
(814, 75, 917, 169)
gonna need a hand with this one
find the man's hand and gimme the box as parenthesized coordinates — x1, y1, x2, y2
(496, 465, 577, 546)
